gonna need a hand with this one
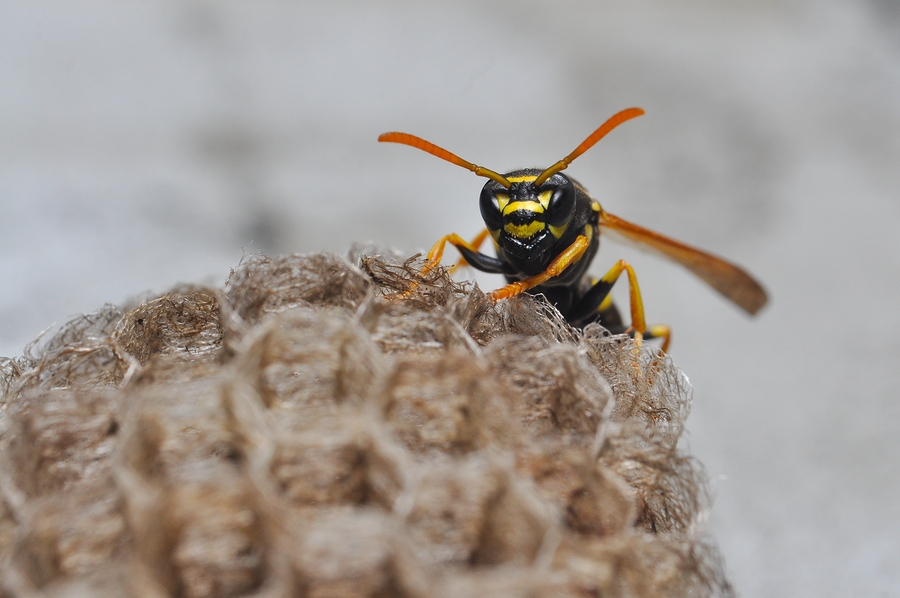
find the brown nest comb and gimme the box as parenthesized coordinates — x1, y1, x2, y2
(0, 251, 733, 598)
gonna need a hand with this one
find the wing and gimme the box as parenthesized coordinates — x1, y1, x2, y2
(598, 210, 768, 315)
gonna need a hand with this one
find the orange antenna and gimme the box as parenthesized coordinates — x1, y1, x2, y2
(378, 132, 511, 188)
(533, 107, 645, 186)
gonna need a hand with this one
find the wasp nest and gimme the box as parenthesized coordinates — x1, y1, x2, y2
(0, 252, 733, 598)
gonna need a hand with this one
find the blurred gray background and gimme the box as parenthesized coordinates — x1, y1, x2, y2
(2, 0, 898, 595)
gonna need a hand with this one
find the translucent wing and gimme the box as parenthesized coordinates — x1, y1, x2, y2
(598, 209, 767, 315)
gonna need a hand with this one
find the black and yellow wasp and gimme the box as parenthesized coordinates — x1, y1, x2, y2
(379, 108, 767, 351)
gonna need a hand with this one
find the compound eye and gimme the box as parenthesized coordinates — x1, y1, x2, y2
(545, 178, 576, 228)
(479, 185, 504, 230)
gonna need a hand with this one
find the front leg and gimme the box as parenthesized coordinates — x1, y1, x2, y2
(426, 233, 512, 275)
(449, 229, 491, 274)
(487, 235, 591, 302)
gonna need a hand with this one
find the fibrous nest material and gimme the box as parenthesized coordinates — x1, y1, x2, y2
(0, 251, 733, 598)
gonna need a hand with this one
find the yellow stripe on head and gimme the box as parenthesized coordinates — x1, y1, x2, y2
(538, 190, 553, 209)
(505, 175, 538, 183)
(503, 200, 544, 216)
(504, 221, 545, 239)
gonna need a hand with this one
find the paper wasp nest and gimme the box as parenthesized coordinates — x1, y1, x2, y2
(0, 252, 733, 598)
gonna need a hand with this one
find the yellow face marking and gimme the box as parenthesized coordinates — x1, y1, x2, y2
(505, 175, 538, 183)
(489, 228, 501, 243)
(548, 223, 567, 239)
(591, 200, 601, 212)
(584, 224, 594, 242)
(538, 189, 553, 210)
(505, 221, 545, 239)
(495, 193, 510, 212)
(503, 200, 544, 215)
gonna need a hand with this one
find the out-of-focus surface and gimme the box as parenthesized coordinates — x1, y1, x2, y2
(2, 0, 898, 595)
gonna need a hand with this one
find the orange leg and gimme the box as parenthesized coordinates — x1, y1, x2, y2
(487, 235, 591, 302)
(423, 232, 489, 272)
(395, 231, 493, 299)
(590, 279, 669, 352)
(646, 324, 671, 353)
(449, 229, 491, 274)
(594, 259, 647, 345)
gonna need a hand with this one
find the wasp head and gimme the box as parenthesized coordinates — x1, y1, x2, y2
(479, 171, 575, 267)
(378, 108, 644, 273)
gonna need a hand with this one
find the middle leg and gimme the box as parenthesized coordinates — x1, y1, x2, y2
(569, 260, 647, 344)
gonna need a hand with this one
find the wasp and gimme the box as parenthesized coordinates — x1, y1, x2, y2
(379, 108, 767, 351)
